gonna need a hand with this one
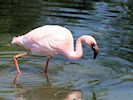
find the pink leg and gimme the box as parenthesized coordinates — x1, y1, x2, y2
(44, 58, 50, 74)
(13, 51, 31, 74)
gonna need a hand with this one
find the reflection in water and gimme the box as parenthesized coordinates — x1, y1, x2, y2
(92, 92, 96, 100)
(64, 91, 82, 100)
(12, 72, 98, 100)
(13, 82, 83, 100)
(12, 73, 88, 100)
(13, 72, 50, 85)
(13, 86, 97, 100)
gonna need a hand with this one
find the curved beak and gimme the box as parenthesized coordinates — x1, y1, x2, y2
(91, 44, 99, 59)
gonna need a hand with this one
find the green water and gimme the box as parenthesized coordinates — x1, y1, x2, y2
(0, 0, 133, 100)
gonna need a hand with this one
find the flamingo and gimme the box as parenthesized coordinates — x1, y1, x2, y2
(11, 25, 99, 75)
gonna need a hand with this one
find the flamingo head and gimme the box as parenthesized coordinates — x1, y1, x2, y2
(82, 35, 99, 59)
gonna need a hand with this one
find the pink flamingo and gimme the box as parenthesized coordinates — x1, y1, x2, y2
(11, 25, 99, 75)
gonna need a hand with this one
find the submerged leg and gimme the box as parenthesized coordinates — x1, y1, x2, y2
(13, 73, 20, 84)
(13, 51, 31, 74)
(44, 58, 50, 74)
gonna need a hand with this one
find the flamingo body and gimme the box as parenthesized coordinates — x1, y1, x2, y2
(11, 25, 99, 74)
(12, 25, 74, 58)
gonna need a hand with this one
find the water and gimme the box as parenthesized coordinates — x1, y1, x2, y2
(0, 0, 133, 100)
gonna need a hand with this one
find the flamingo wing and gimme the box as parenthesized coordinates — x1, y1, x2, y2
(23, 25, 74, 57)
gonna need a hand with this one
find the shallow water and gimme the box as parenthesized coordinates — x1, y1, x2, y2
(0, 0, 133, 100)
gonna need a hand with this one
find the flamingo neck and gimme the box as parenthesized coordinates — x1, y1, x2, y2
(68, 37, 83, 60)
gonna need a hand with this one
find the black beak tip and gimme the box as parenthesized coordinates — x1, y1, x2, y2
(91, 44, 99, 60)
(93, 51, 98, 59)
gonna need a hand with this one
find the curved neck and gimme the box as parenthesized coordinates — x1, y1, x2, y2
(67, 36, 83, 60)
(64, 35, 97, 60)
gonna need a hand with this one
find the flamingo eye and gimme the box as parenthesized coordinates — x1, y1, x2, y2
(91, 43, 95, 47)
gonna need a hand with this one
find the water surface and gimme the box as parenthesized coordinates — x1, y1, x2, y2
(0, 0, 133, 100)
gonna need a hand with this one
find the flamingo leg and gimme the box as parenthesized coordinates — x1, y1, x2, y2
(44, 58, 50, 74)
(13, 73, 20, 84)
(13, 51, 31, 74)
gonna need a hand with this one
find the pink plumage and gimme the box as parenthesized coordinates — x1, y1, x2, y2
(11, 25, 99, 74)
